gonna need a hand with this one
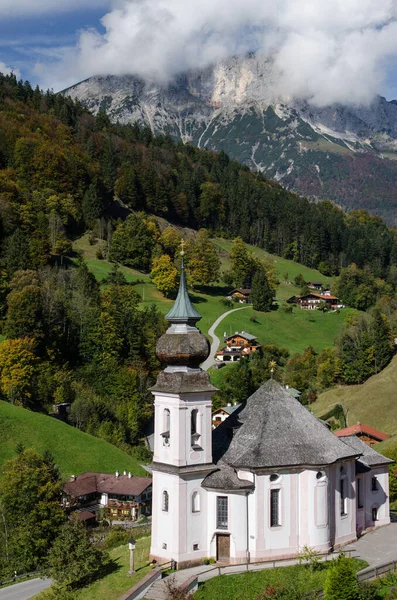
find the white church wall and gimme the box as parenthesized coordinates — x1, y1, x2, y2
(151, 471, 209, 564)
(332, 460, 357, 548)
(305, 470, 331, 552)
(363, 466, 390, 529)
(206, 491, 248, 563)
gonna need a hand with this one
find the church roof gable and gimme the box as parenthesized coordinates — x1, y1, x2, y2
(212, 379, 358, 469)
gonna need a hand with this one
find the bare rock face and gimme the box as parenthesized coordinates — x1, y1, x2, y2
(156, 333, 210, 367)
(64, 54, 397, 224)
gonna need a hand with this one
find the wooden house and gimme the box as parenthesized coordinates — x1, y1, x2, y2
(287, 293, 342, 310)
(63, 471, 152, 522)
(335, 423, 389, 447)
(215, 331, 260, 362)
(307, 282, 323, 291)
(212, 404, 240, 428)
(228, 288, 251, 303)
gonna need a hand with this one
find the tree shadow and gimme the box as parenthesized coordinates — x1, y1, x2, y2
(189, 293, 208, 304)
(195, 284, 230, 297)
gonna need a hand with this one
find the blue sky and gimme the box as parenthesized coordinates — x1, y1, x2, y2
(0, 5, 107, 89)
(0, 0, 397, 103)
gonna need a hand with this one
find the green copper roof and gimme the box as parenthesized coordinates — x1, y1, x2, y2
(165, 259, 202, 324)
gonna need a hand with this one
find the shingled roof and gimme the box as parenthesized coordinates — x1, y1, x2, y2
(212, 379, 358, 469)
(338, 435, 394, 468)
(64, 472, 152, 498)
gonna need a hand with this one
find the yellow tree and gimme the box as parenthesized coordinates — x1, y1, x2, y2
(150, 254, 179, 298)
(0, 337, 38, 405)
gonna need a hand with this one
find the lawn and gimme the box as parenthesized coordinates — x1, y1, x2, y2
(35, 537, 152, 600)
(311, 354, 397, 437)
(214, 305, 356, 355)
(194, 559, 366, 600)
(0, 400, 147, 478)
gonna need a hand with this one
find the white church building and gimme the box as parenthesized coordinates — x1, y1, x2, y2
(149, 261, 392, 568)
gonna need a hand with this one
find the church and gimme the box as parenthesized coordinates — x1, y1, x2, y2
(149, 260, 392, 568)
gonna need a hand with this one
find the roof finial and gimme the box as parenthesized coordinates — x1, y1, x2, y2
(180, 238, 185, 257)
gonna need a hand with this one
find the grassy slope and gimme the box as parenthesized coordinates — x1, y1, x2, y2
(194, 560, 366, 600)
(74, 234, 346, 348)
(311, 355, 397, 436)
(214, 306, 356, 356)
(35, 537, 152, 600)
(0, 400, 146, 477)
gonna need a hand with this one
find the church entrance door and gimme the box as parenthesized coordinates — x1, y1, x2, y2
(216, 534, 230, 561)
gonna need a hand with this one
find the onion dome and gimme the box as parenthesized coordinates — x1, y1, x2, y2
(156, 251, 210, 370)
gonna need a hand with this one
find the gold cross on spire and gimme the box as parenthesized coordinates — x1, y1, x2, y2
(180, 238, 185, 257)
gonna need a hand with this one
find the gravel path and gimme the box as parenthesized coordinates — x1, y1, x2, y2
(201, 306, 251, 371)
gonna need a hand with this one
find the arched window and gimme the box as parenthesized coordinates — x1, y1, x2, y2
(162, 409, 170, 446)
(192, 491, 200, 513)
(191, 409, 201, 448)
(162, 490, 169, 512)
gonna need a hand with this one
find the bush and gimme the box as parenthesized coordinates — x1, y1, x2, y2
(103, 529, 130, 550)
(219, 298, 233, 308)
(324, 555, 358, 600)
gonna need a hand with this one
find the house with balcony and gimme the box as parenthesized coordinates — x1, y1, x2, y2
(63, 471, 152, 522)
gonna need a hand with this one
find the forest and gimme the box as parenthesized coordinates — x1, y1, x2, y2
(1, 70, 397, 453)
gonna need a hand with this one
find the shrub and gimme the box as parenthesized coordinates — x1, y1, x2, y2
(324, 555, 358, 600)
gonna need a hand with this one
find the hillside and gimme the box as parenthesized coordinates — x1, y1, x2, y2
(75, 232, 351, 354)
(311, 355, 397, 436)
(0, 401, 147, 477)
(64, 55, 397, 224)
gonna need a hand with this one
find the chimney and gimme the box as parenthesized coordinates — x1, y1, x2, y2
(123, 470, 127, 476)
(128, 472, 132, 479)
(285, 385, 289, 390)
(115, 470, 119, 478)
(70, 475, 76, 481)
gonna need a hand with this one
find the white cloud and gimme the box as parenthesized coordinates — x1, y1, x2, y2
(0, 61, 21, 79)
(36, 0, 397, 106)
(0, 0, 110, 18)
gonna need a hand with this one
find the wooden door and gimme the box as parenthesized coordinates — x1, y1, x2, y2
(216, 534, 230, 561)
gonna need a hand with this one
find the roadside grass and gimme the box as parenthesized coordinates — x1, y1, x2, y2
(194, 559, 367, 600)
(0, 400, 147, 478)
(311, 355, 397, 437)
(34, 537, 152, 600)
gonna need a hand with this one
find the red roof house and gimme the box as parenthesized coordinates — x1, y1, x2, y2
(335, 423, 388, 446)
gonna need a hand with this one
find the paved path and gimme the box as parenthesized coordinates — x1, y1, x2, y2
(0, 578, 52, 600)
(344, 522, 397, 566)
(144, 523, 397, 598)
(201, 306, 250, 371)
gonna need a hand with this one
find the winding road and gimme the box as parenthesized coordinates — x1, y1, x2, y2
(0, 578, 52, 600)
(201, 306, 251, 371)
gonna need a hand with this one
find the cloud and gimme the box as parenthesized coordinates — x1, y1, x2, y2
(0, 61, 21, 79)
(0, 0, 110, 18)
(36, 0, 397, 106)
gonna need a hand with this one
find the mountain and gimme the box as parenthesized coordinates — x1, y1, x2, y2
(64, 55, 397, 225)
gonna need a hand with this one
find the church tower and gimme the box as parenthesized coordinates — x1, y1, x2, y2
(150, 251, 217, 567)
